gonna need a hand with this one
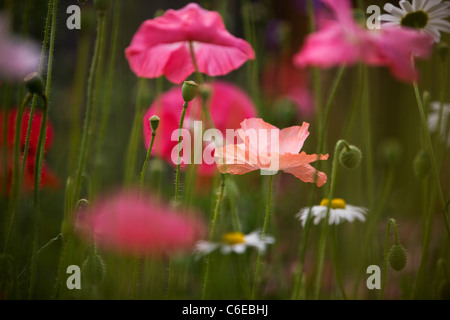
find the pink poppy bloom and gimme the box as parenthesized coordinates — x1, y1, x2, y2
(0, 14, 41, 81)
(214, 118, 329, 187)
(75, 190, 206, 256)
(125, 3, 255, 84)
(293, 0, 433, 82)
(143, 80, 257, 176)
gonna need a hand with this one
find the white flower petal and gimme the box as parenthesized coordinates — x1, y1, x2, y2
(400, 0, 415, 13)
(232, 244, 247, 254)
(428, 19, 450, 32)
(384, 3, 407, 17)
(379, 14, 401, 23)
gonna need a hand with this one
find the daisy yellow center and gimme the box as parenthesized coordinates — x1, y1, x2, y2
(400, 10, 429, 29)
(222, 232, 245, 245)
(320, 198, 346, 209)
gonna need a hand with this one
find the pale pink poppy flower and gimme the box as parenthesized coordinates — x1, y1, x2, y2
(214, 118, 329, 187)
(125, 3, 255, 84)
(0, 14, 41, 81)
(293, 0, 433, 82)
(75, 190, 206, 256)
(143, 80, 257, 176)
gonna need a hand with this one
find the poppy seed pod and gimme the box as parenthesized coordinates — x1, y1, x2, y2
(149, 115, 160, 134)
(182, 81, 199, 102)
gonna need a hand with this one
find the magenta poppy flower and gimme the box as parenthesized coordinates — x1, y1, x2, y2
(125, 3, 255, 84)
(143, 80, 258, 176)
(214, 118, 329, 187)
(293, 0, 433, 82)
(75, 190, 206, 256)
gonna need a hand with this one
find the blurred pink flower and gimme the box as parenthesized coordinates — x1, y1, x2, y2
(143, 80, 257, 176)
(75, 190, 206, 256)
(125, 3, 255, 84)
(215, 118, 329, 187)
(0, 14, 41, 81)
(261, 57, 314, 117)
(293, 0, 433, 82)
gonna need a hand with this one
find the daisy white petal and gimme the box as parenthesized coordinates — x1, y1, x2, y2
(400, 0, 415, 13)
(384, 3, 407, 17)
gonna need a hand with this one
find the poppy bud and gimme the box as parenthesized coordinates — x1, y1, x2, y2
(339, 145, 362, 169)
(24, 72, 45, 96)
(388, 244, 407, 271)
(82, 254, 106, 286)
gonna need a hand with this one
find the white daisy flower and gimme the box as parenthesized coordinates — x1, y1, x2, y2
(428, 101, 450, 147)
(194, 231, 275, 257)
(380, 0, 450, 42)
(296, 198, 368, 227)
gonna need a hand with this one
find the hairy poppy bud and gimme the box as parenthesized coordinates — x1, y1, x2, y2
(340, 145, 362, 169)
(388, 244, 408, 271)
(24, 72, 45, 96)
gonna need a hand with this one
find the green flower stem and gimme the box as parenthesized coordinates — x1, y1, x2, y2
(73, 9, 106, 205)
(412, 181, 436, 298)
(436, 52, 447, 151)
(413, 82, 450, 236)
(3, 93, 32, 253)
(93, 0, 121, 192)
(331, 225, 347, 299)
(318, 66, 346, 155)
(174, 101, 189, 206)
(189, 41, 204, 85)
(362, 66, 375, 210)
(28, 0, 59, 299)
(225, 176, 242, 232)
(314, 139, 350, 299)
(123, 78, 148, 185)
(2, 87, 10, 197)
(380, 218, 399, 299)
(251, 174, 274, 300)
(291, 213, 314, 300)
(343, 65, 364, 140)
(140, 131, 156, 191)
(352, 165, 395, 298)
(201, 176, 226, 299)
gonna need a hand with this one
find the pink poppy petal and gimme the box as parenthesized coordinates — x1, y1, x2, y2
(279, 123, 310, 154)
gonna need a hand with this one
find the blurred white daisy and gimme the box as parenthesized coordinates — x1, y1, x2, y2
(428, 101, 450, 147)
(296, 198, 368, 227)
(194, 231, 275, 257)
(380, 0, 450, 42)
